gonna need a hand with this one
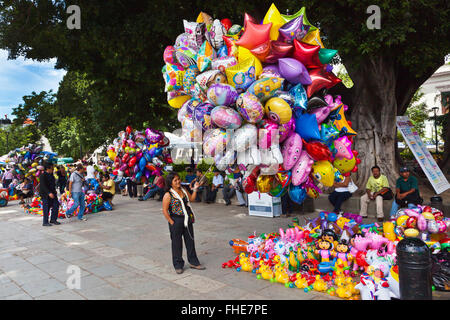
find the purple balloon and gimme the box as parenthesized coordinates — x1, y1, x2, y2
(277, 15, 310, 44)
(279, 117, 296, 143)
(193, 103, 216, 131)
(278, 58, 312, 85)
(145, 128, 163, 144)
(206, 83, 238, 106)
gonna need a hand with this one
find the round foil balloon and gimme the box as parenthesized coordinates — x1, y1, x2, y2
(207, 83, 239, 106)
(258, 119, 279, 149)
(235, 92, 264, 124)
(256, 175, 274, 193)
(264, 97, 292, 124)
(211, 106, 242, 129)
(289, 184, 307, 204)
(233, 123, 258, 152)
(279, 117, 295, 143)
(145, 128, 163, 144)
(193, 103, 215, 131)
(203, 128, 228, 156)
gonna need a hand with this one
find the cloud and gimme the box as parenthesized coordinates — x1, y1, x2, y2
(0, 49, 66, 118)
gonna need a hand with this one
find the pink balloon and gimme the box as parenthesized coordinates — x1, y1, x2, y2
(258, 119, 279, 149)
(291, 150, 314, 186)
(281, 133, 303, 170)
(310, 105, 332, 124)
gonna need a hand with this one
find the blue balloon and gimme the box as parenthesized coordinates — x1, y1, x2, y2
(143, 151, 152, 162)
(138, 157, 147, 172)
(319, 123, 339, 146)
(289, 84, 308, 116)
(327, 212, 337, 222)
(288, 184, 307, 205)
(217, 45, 228, 57)
(294, 112, 321, 142)
(154, 147, 163, 157)
(103, 201, 112, 211)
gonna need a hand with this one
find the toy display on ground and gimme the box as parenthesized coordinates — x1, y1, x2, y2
(161, 3, 360, 206)
(106, 126, 172, 183)
(223, 206, 449, 300)
(23, 191, 112, 218)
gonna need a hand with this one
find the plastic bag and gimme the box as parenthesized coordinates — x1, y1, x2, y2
(431, 252, 450, 291)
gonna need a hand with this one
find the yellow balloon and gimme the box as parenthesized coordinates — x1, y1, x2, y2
(404, 228, 419, 238)
(263, 3, 284, 40)
(302, 29, 324, 48)
(107, 150, 116, 161)
(333, 156, 356, 174)
(332, 105, 356, 136)
(225, 57, 257, 90)
(237, 47, 263, 76)
(168, 95, 191, 109)
(396, 215, 409, 227)
(422, 212, 435, 220)
(264, 97, 292, 124)
(311, 160, 335, 187)
(31, 162, 38, 168)
(383, 222, 397, 242)
(196, 12, 213, 28)
(257, 175, 274, 193)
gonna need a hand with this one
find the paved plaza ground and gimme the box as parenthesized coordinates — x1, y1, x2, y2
(0, 195, 448, 300)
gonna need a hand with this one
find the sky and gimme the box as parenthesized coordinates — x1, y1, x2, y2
(0, 49, 66, 120)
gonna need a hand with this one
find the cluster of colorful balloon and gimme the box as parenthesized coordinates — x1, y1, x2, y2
(222, 208, 449, 300)
(161, 4, 360, 204)
(2, 144, 57, 180)
(106, 126, 172, 182)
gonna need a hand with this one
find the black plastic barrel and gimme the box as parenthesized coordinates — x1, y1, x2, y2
(430, 196, 443, 212)
(397, 237, 432, 300)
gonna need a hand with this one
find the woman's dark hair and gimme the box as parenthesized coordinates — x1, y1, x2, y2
(165, 172, 180, 192)
(43, 162, 53, 170)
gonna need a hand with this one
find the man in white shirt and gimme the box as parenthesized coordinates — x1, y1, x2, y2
(206, 170, 223, 204)
(86, 161, 96, 180)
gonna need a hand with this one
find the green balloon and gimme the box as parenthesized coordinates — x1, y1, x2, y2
(280, 7, 317, 31)
(319, 48, 338, 64)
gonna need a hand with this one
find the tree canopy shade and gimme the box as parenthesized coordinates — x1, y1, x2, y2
(1, 0, 449, 184)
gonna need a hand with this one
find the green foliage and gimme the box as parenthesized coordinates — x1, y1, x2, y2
(0, 123, 40, 155)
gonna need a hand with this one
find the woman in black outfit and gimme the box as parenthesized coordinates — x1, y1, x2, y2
(56, 166, 68, 194)
(162, 172, 205, 274)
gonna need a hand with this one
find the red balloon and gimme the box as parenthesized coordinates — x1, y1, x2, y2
(235, 15, 272, 50)
(242, 166, 260, 194)
(302, 139, 332, 161)
(292, 40, 323, 69)
(122, 153, 130, 163)
(221, 18, 232, 31)
(128, 156, 137, 168)
(250, 40, 293, 63)
(243, 13, 258, 27)
(112, 169, 118, 176)
(126, 125, 133, 135)
(306, 67, 342, 97)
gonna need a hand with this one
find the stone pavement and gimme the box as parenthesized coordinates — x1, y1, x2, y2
(0, 195, 448, 300)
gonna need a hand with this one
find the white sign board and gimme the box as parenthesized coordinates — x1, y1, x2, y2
(248, 192, 281, 218)
(396, 116, 450, 194)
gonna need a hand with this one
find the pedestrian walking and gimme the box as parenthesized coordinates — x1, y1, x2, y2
(65, 164, 87, 221)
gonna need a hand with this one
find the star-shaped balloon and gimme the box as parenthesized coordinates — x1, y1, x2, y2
(319, 123, 340, 146)
(222, 36, 238, 58)
(250, 40, 293, 63)
(302, 29, 324, 48)
(262, 3, 285, 40)
(332, 136, 354, 159)
(292, 40, 323, 69)
(294, 112, 321, 142)
(329, 105, 357, 136)
(306, 66, 342, 97)
(278, 15, 310, 44)
(235, 15, 272, 50)
(237, 46, 263, 76)
(318, 48, 338, 65)
(280, 7, 317, 31)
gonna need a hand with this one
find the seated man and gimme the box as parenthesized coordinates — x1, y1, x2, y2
(389, 166, 422, 217)
(222, 166, 246, 206)
(189, 169, 207, 202)
(185, 167, 196, 184)
(139, 174, 165, 201)
(100, 174, 116, 206)
(206, 169, 223, 204)
(359, 165, 390, 221)
(328, 175, 356, 215)
(17, 178, 34, 204)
